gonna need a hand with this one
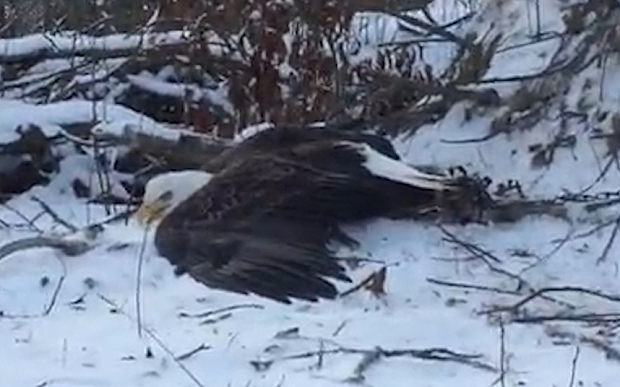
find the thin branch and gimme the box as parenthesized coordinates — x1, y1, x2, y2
(97, 293, 206, 387)
(499, 317, 507, 387)
(392, 13, 471, 47)
(438, 226, 501, 263)
(0, 203, 42, 232)
(251, 345, 496, 374)
(43, 256, 67, 316)
(31, 196, 79, 233)
(485, 286, 620, 315)
(175, 343, 211, 361)
(438, 226, 530, 286)
(568, 346, 580, 387)
(513, 312, 620, 324)
(426, 278, 520, 296)
(0, 236, 93, 262)
(178, 303, 264, 318)
(478, 50, 601, 84)
(552, 218, 616, 243)
(597, 213, 620, 265)
(440, 226, 574, 309)
(441, 132, 499, 144)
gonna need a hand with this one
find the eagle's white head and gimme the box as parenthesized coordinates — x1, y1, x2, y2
(135, 170, 212, 224)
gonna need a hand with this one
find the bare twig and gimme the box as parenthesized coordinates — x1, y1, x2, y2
(597, 213, 620, 265)
(0, 252, 68, 319)
(441, 132, 499, 144)
(520, 226, 573, 275)
(479, 50, 601, 84)
(97, 293, 206, 387)
(392, 13, 471, 47)
(568, 346, 580, 387)
(43, 256, 67, 316)
(498, 317, 507, 387)
(31, 196, 79, 233)
(438, 226, 531, 289)
(0, 236, 93, 262)
(485, 286, 620, 315)
(438, 227, 573, 308)
(426, 278, 520, 296)
(438, 226, 501, 263)
(178, 303, 264, 318)
(332, 320, 348, 337)
(513, 312, 620, 324)
(87, 208, 135, 228)
(252, 345, 496, 374)
(175, 343, 211, 361)
(552, 219, 616, 243)
(0, 203, 42, 232)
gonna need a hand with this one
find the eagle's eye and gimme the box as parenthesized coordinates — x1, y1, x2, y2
(158, 190, 173, 202)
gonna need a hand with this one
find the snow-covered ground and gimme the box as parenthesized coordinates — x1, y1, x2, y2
(3, 1, 620, 386)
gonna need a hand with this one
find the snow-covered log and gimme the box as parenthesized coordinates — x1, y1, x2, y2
(0, 31, 190, 64)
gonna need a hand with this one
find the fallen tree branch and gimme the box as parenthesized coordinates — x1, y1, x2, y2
(251, 345, 496, 374)
(484, 286, 620, 315)
(0, 236, 93, 261)
(0, 209, 130, 262)
(0, 30, 190, 64)
(513, 312, 620, 324)
(126, 74, 234, 117)
(178, 303, 264, 319)
(426, 278, 521, 296)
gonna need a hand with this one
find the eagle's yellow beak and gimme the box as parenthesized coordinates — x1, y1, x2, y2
(135, 200, 168, 225)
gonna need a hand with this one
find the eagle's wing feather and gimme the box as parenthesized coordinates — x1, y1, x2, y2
(156, 155, 359, 303)
(182, 229, 348, 303)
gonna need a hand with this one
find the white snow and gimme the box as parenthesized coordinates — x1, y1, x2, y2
(2, 1, 620, 387)
(0, 99, 180, 144)
(126, 74, 234, 116)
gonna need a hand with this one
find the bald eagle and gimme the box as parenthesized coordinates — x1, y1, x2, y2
(135, 126, 471, 304)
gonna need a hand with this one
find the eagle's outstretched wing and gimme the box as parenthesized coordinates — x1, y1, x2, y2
(155, 154, 363, 303)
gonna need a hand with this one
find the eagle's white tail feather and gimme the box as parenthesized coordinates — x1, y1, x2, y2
(346, 142, 457, 191)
